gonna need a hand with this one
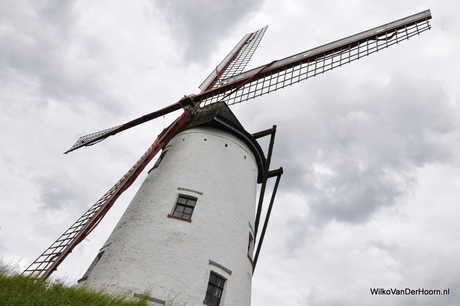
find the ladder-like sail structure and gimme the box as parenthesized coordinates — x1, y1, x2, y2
(196, 10, 432, 107)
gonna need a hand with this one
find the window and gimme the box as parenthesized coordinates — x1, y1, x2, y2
(172, 195, 196, 220)
(205, 272, 226, 306)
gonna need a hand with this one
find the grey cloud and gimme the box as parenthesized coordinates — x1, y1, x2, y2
(312, 162, 412, 223)
(150, 0, 265, 64)
(36, 0, 77, 38)
(34, 171, 83, 211)
(0, 1, 127, 116)
(303, 286, 356, 306)
(365, 239, 399, 253)
(277, 72, 458, 252)
(392, 248, 460, 305)
(371, 78, 457, 167)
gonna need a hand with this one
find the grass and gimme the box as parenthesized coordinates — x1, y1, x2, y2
(0, 259, 149, 306)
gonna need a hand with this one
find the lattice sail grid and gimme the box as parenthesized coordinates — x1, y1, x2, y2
(200, 25, 268, 92)
(65, 125, 121, 153)
(214, 26, 268, 86)
(197, 14, 431, 108)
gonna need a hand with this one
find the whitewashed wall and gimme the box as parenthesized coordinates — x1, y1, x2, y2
(79, 126, 259, 306)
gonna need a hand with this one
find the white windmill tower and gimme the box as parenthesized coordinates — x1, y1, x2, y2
(75, 101, 280, 305)
(23, 10, 432, 306)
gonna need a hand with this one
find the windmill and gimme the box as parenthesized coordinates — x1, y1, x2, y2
(23, 10, 432, 306)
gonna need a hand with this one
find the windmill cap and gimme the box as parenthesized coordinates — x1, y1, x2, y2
(180, 102, 266, 183)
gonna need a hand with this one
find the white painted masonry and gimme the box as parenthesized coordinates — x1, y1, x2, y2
(79, 125, 260, 305)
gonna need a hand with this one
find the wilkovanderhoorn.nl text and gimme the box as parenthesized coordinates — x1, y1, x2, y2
(370, 288, 450, 296)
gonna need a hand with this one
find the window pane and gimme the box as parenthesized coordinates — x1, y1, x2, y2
(187, 199, 196, 207)
(213, 287, 222, 298)
(210, 273, 217, 284)
(177, 197, 187, 204)
(214, 275, 224, 288)
(211, 296, 219, 305)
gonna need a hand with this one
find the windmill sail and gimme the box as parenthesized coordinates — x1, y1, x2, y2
(195, 10, 432, 107)
(64, 99, 193, 154)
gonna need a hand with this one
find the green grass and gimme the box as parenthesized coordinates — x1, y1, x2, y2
(0, 260, 149, 306)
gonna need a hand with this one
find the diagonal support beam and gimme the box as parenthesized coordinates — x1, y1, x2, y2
(253, 125, 277, 242)
(253, 167, 283, 272)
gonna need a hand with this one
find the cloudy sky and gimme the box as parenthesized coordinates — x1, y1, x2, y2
(1, 0, 459, 305)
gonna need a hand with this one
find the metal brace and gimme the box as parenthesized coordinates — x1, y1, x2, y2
(179, 94, 197, 114)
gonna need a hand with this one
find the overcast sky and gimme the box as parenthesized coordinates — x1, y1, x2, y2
(1, 1, 459, 305)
